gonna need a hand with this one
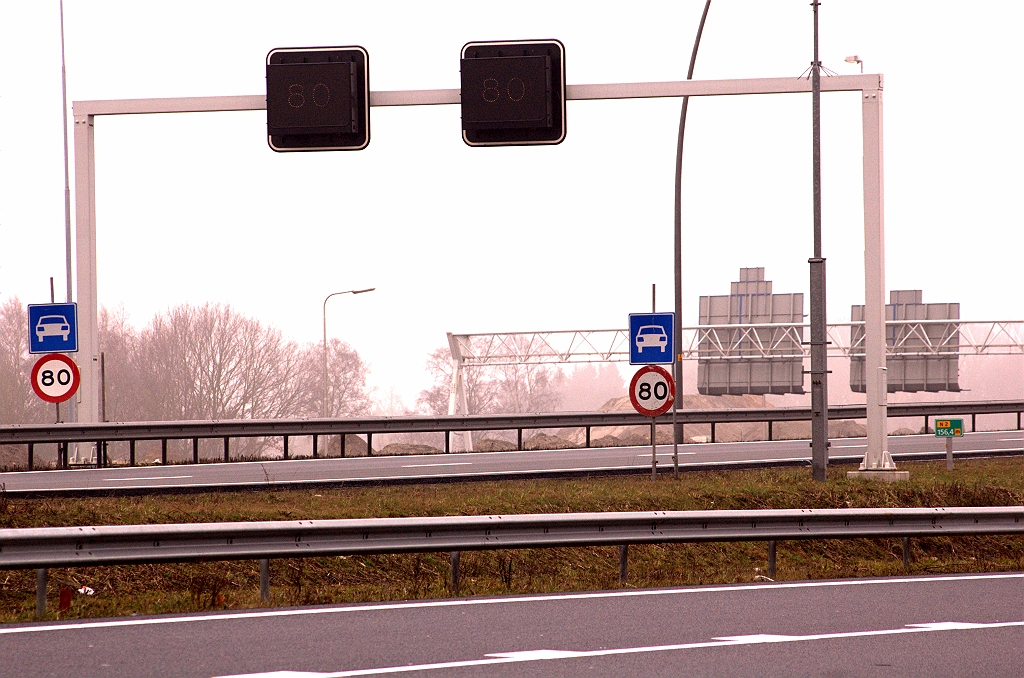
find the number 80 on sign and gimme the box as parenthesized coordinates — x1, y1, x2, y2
(629, 365, 676, 417)
(30, 353, 80, 404)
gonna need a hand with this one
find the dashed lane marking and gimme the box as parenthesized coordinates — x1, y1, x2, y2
(216, 619, 1024, 677)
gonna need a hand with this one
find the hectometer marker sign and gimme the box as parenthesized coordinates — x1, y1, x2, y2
(935, 419, 964, 437)
(30, 354, 80, 404)
(629, 365, 675, 417)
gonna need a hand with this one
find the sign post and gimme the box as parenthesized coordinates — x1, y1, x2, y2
(27, 302, 80, 465)
(629, 311, 676, 479)
(935, 418, 964, 470)
(629, 365, 676, 479)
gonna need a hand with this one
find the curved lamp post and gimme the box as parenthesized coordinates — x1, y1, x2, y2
(322, 288, 375, 418)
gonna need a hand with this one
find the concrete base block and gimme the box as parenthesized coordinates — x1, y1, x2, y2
(847, 470, 910, 483)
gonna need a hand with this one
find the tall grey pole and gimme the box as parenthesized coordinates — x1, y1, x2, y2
(652, 285, 657, 480)
(673, 0, 712, 457)
(60, 0, 78, 426)
(809, 0, 829, 481)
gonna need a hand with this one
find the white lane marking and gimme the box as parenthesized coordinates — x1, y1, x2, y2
(216, 620, 1024, 677)
(102, 475, 192, 481)
(656, 453, 696, 457)
(999, 438, 1023, 442)
(4, 572, 1021, 636)
(400, 463, 472, 468)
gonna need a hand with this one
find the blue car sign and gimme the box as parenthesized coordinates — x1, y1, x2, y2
(628, 312, 675, 365)
(28, 303, 78, 354)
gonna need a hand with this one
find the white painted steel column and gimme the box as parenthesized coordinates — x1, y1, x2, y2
(73, 112, 100, 428)
(446, 333, 473, 452)
(860, 88, 894, 469)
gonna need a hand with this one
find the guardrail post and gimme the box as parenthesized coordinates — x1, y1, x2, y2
(902, 537, 911, 569)
(924, 415, 929, 434)
(585, 426, 591, 448)
(340, 435, 346, 458)
(312, 435, 318, 459)
(129, 439, 136, 467)
(1018, 411, 1021, 430)
(619, 545, 628, 586)
(27, 443, 33, 471)
(971, 413, 976, 432)
(767, 421, 773, 442)
(366, 433, 372, 457)
(768, 540, 777, 578)
(517, 429, 523, 451)
(282, 436, 289, 460)
(99, 441, 106, 468)
(223, 437, 230, 463)
(444, 431, 449, 454)
(36, 569, 47, 618)
(711, 422, 716, 443)
(450, 551, 460, 595)
(192, 438, 199, 464)
(259, 559, 270, 602)
(161, 439, 167, 465)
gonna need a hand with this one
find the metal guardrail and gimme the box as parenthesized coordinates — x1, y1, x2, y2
(3, 506, 1022, 570)
(0, 401, 1021, 470)
(12, 506, 1024, 614)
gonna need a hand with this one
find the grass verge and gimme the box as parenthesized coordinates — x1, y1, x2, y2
(2, 457, 1023, 623)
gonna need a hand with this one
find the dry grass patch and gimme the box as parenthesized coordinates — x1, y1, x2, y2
(1, 456, 1023, 623)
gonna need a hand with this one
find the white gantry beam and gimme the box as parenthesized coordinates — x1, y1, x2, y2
(449, 321, 1024, 366)
(74, 74, 886, 467)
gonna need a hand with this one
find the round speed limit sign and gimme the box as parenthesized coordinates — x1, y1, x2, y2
(30, 354, 80, 404)
(629, 365, 676, 417)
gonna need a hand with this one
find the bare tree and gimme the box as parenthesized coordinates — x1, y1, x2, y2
(296, 338, 372, 418)
(0, 297, 49, 425)
(491, 362, 562, 413)
(97, 303, 371, 425)
(417, 345, 498, 415)
(126, 304, 303, 421)
(97, 305, 149, 421)
(417, 342, 561, 415)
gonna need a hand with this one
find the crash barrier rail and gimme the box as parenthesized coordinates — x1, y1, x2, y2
(0, 400, 1021, 470)
(9, 505, 1024, 615)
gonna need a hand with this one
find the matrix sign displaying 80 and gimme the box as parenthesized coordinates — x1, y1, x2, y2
(460, 40, 566, 147)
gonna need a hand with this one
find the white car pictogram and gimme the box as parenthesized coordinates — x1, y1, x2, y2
(36, 315, 71, 342)
(635, 325, 668, 352)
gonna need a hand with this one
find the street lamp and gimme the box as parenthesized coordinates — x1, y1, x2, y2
(844, 55, 863, 73)
(322, 288, 375, 418)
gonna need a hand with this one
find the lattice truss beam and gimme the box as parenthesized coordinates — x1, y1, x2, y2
(450, 321, 1024, 367)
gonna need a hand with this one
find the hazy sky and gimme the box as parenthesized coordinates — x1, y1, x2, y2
(1, 0, 1022, 408)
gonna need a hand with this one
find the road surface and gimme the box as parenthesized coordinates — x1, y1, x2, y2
(1, 431, 1020, 495)
(2, 572, 1021, 677)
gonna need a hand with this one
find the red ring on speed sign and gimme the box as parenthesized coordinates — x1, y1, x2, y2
(30, 354, 81, 404)
(629, 365, 675, 417)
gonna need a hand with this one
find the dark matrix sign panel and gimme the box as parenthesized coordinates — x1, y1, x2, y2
(266, 46, 370, 151)
(460, 40, 565, 147)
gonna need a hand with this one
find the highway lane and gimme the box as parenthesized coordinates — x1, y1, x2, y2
(1, 431, 1020, 495)
(2, 572, 1021, 677)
